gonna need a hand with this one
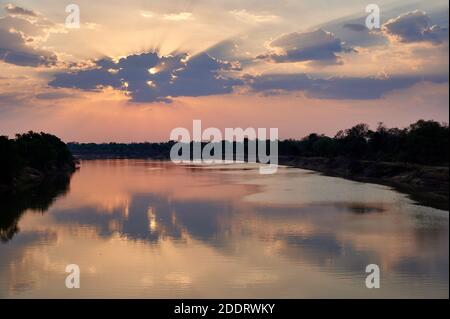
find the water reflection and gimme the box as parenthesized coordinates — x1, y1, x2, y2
(0, 174, 71, 242)
(0, 160, 448, 298)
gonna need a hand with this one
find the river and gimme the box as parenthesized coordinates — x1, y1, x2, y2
(0, 159, 448, 298)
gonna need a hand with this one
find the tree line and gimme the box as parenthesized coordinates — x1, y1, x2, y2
(280, 120, 448, 165)
(67, 120, 449, 166)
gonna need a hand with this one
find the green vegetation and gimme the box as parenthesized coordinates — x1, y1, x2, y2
(0, 131, 76, 191)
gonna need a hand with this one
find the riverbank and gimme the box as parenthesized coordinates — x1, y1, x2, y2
(0, 164, 76, 195)
(279, 156, 449, 211)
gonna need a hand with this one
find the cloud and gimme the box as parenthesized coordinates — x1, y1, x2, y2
(0, 27, 57, 66)
(317, 14, 387, 48)
(4, 4, 37, 17)
(257, 29, 350, 64)
(342, 23, 367, 32)
(0, 92, 24, 105)
(49, 52, 242, 103)
(0, 5, 60, 67)
(0, 91, 31, 113)
(34, 91, 77, 100)
(140, 10, 154, 18)
(246, 73, 448, 100)
(163, 12, 193, 21)
(382, 10, 448, 44)
(139, 11, 193, 21)
(229, 10, 279, 24)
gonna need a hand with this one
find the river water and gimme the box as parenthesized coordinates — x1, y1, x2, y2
(0, 159, 448, 298)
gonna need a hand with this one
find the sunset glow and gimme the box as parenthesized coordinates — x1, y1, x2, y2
(0, 0, 448, 142)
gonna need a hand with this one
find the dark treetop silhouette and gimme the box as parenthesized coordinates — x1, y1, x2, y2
(0, 131, 76, 193)
(67, 120, 449, 165)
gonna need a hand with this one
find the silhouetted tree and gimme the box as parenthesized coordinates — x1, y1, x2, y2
(0, 132, 75, 189)
(403, 120, 449, 165)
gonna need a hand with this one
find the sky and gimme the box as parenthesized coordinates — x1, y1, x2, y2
(0, 0, 448, 142)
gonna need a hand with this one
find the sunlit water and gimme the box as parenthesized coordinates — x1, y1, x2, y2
(0, 160, 448, 298)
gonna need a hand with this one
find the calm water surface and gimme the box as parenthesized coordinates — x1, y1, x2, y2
(0, 160, 448, 298)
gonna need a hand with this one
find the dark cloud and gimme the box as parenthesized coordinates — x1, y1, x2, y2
(0, 28, 57, 66)
(49, 64, 122, 91)
(0, 7, 57, 67)
(383, 10, 448, 44)
(246, 73, 448, 100)
(49, 52, 242, 103)
(343, 23, 367, 32)
(4, 4, 38, 17)
(257, 29, 350, 64)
